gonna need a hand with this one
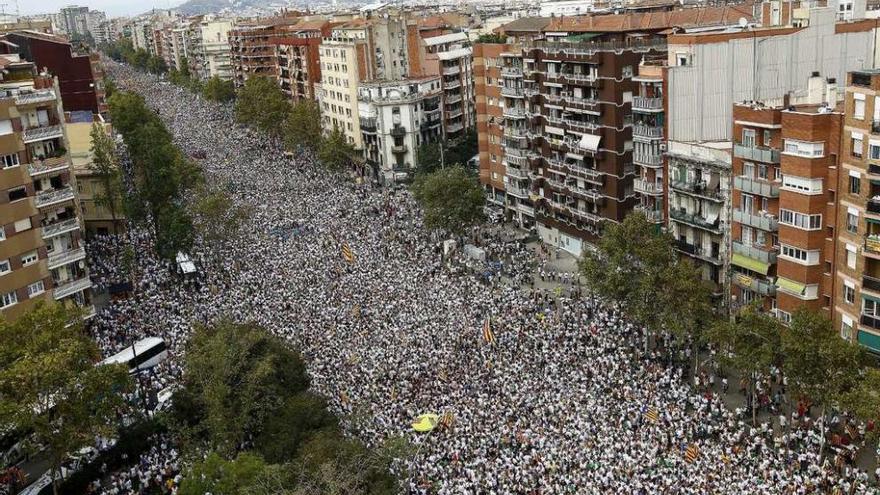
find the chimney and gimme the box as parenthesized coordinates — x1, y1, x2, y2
(825, 77, 838, 105)
(783, 92, 791, 108)
(806, 72, 824, 105)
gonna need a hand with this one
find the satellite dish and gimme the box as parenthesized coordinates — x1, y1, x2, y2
(738, 17, 749, 29)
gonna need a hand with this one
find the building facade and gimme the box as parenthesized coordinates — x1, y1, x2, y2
(189, 16, 234, 81)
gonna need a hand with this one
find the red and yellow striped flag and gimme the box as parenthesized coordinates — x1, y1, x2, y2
(440, 411, 454, 428)
(482, 317, 496, 344)
(644, 408, 659, 423)
(685, 444, 699, 463)
(341, 243, 354, 263)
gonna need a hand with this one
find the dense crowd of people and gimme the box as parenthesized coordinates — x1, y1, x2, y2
(81, 61, 880, 494)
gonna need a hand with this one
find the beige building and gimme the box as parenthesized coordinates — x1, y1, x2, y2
(319, 33, 370, 148)
(67, 115, 123, 236)
(0, 53, 93, 321)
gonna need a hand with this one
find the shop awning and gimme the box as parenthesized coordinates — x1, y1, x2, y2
(731, 253, 769, 275)
(858, 329, 880, 353)
(579, 133, 601, 152)
(776, 277, 806, 296)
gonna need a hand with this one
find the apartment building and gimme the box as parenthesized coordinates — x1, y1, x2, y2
(189, 16, 234, 81)
(357, 77, 442, 182)
(730, 88, 841, 321)
(422, 32, 474, 137)
(318, 36, 370, 148)
(66, 112, 123, 236)
(273, 20, 330, 103)
(632, 59, 665, 226)
(229, 16, 301, 87)
(0, 53, 93, 322)
(835, 69, 880, 352)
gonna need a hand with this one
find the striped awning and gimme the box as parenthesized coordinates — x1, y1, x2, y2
(731, 253, 769, 276)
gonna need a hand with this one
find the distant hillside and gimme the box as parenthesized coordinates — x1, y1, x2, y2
(174, 0, 233, 15)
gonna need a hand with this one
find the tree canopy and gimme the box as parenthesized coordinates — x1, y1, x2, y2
(283, 100, 323, 152)
(234, 76, 291, 138)
(318, 125, 356, 171)
(88, 122, 124, 234)
(203, 76, 236, 103)
(411, 165, 485, 234)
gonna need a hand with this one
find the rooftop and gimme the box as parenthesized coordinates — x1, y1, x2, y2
(544, 4, 756, 33)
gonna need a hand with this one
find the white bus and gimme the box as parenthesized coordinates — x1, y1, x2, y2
(99, 337, 168, 373)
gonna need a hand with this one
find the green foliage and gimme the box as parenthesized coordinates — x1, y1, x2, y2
(411, 165, 485, 234)
(147, 54, 168, 74)
(841, 368, 880, 431)
(109, 90, 199, 259)
(476, 33, 507, 44)
(255, 392, 338, 464)
(657, 258, 713, 365)
(283, 100, 323, 152)
(0, 303, 133, 493)
(415, 130, 478, 176)
(181, 321, 310, 455)
(203, 76, 236, 103)
(192, 185, 246, 245)
(415, 141, 442, 176)
(89, 122, 123, 233)
(234, 76, 291, 138)
(178, 452, 267, 495)
(318, 125, 356, 171)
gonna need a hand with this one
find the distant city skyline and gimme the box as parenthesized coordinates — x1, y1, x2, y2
(16, 0, 181, 17)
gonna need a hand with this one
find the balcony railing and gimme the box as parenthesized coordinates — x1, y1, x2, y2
(670, 179, 723, 200)
(27, 156, 70, 177)
(503, 107, 526, 119)
(42, 218, 79, 239)
(14, 89, 56, 105)
(864, 274, 880, 293)
(633, 152, 663, 167)
(506, 164, 528, 180)
(633, 124, 663, 139)
(733, 208, 778, 231)
(868, 198, 880, 215)
(22, 124, 63, 143)
(391, 144, 408, 154)
(536, 38, 667, 56)
(501, 67, 522, 77)
(53, 276, 92, 300)
(634, 178, 663, 195)
(48, 246, 86, 270)
(443, 66, 461, 76)
(732, 240, 778, 264)
(635, 205, 663, 223)
(35, 186, 75, 208)
(669, 208, 721, 232)
(632, 96, 663, 111)
(506, 183, 529, 198)
(501, 87, 524, 98)
(517, 203, 535, 217)
(733, 144, 780, 164)
(866, 236, 880, 255)
(734, 176, 780, 197)
(732, 272, 776, 296)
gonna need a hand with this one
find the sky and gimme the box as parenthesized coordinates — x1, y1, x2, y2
(18, 0, 181, 17)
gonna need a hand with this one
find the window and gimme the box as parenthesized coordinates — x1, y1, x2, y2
(847, 243, 858, 269)
(781, 175, 823, 194)
(742, 162, 755, 178)
(763, 130, 771, 147)
(20, 251, 37, 266)
(780, 244, 820, 265)
(854, 92, 866, 120)
(845, 284, 856, 304)
(0, 290, 16, 308)
(777, 310, 792, 324)
(0, 120, 12, 136)
(741, 194, 754, 213)
(850, 171, 861, 194)
(847, 211, 859, 234)
(0, 259, 9, 275)
(27, 280, 44, 297)
(757, 163, 769, 180)
(779, 209, 821, 230)
(852, 132, 864, 157)
(8, 186, 26, 202)
(742, 128, 756, 147)
(784, 139, 824, 157)
(0, 226, 5, 241)
(0, 153, 19, 168)
(841, 317, 853, 340)
(871, 140, 880, 160)
(13, 217, 30, 233)
(864, 298, 879, 317)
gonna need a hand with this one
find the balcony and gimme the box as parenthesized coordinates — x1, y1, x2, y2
(501, 87, 524, 98)
(48, 246, 87, 270)
(635, 204, 663, 223)
(864, 274, 880, 294)
(443, 66, 461, 76)
(35, 186, 75, 208)
(733, 208, 778, 231)
(734, 176, 780, 197)
(27, 156, 70, 177)
(14, 89, 56, 105)
(22, 124, 63, 144)
(669, 208, 721, 233)
(732, 241, 778, 264)
(517, 203, 535, 217)
(733, 144, 780, 164)
(444, 79, 461, 90)
(42, 218, 79, 239)
(632, 96, 663, 112)
(634, 178, 663, 195)
(675, 240, 722, 264)
(506, 183, 529, 198)
(670, 179, 723, 201)
(732, 272, 776, 296)
(503, 107, 526, 120)
(868, 198, 880, 215)
(506, 164, 528, 180)
(391, 144, 408, 154)
(501, 67, 522, 78)
(446, 94, 462, 105)
(633, 152, 663, 168)
(53, 276, 92, 300)
(861, 314, 880, 330)
(359, 117, 377, 133)
(447, 122, 464, 133)
(633, 124, 663, 140)
(866, 236, 880, 256)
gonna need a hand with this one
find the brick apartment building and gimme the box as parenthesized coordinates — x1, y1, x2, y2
(229, 16, 301, 88)
(730, 86, 841, 322)
(272, 20, 331, 103)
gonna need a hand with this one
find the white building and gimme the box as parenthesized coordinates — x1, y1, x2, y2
(422, 31, 475, 138)
(538, 0, 596, 17)
(189, 16, 233, 81)
(358, 77, 443, 182)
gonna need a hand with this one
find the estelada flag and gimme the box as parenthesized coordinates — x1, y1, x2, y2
(482, 317, 496, 344)
(685, 444, 699, 463)
(440, 411, 454, 428)
(341, 243, 354, 263)
(644, 408, 659, 422)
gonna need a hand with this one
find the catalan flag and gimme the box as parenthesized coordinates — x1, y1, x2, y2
(440, 411, 455, 429)
(482, 317, 496, 344)
(644, 408, 659, 423)
(685, 444, 699, 463)
(341, 243, 354, 263)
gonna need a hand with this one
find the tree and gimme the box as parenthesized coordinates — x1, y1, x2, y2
(476, 33, 506, 44)
(181, 321, 310, 455)
(283, 100, 323, 152)
(203, 76, 236, 103)
(415, 141, 442, 176)
(154, 203, 195, 260)
(147, 55, 168, 75)
(178, 452, 268, 495)
(782, 308, 865, 457)
(706, 304, 782, 425)
(657, 258, 714, 373)
(234, 76, 290, 138)
(318, 125, 356, 171)
(841, 367, 880, 442)
(255, 392, 338, 464)
(0, 303, 132, 495)
(446, 129, 478, 167)
(89, 122, 123, 234)
(411, 165, 485, 235)
(192, 185, 245, 246)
